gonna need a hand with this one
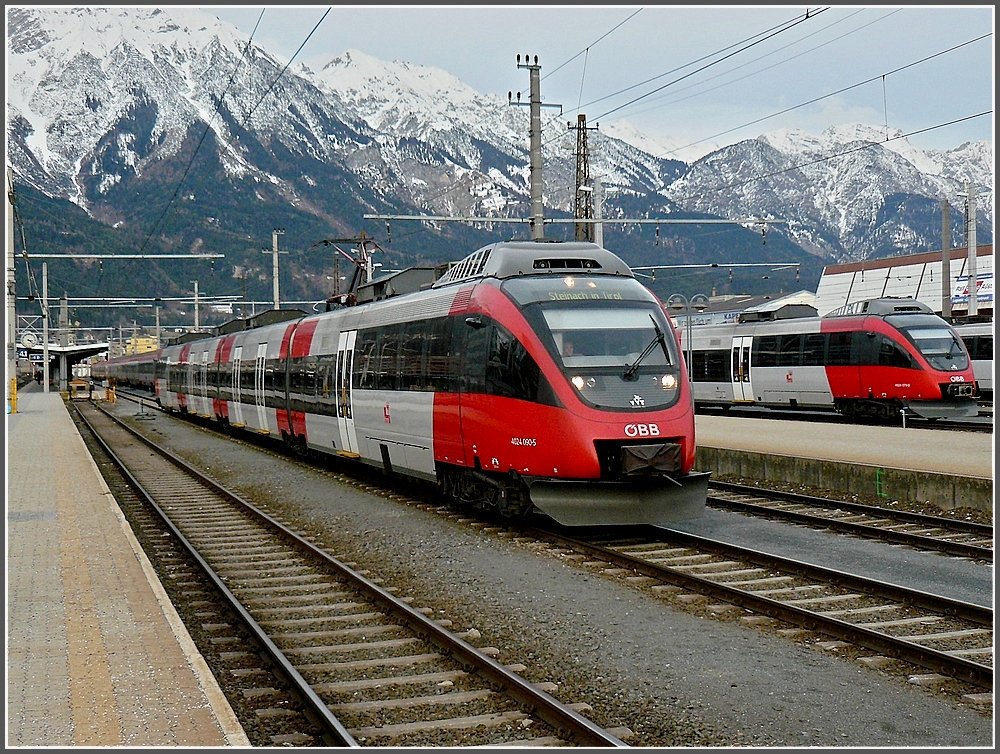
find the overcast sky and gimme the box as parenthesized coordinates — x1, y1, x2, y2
(207, 4, 994, 159)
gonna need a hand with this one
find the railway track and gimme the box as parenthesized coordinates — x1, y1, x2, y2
(707, 481, 993, 562)
(72, 400, 630, 747)
(101, 389, 993, 704)
(111, 389, 993, 564)
(525, 525, 993, 697)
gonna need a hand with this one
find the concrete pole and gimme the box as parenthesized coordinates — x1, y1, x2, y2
(941, 200, 951, 318)
(272, 228, 284, 309)
(6, 168, 16, 402)
(191, 280, 200, 330)
(42, 263, 49, 393)
(594, 178, 604, 248)
(511, 57, 559, 241)
(527, 61, 544, 240)
(58, 293, 68, 393)
(966, 183, 977, 317)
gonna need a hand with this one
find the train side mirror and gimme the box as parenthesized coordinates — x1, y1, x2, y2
(465, 315, 485, 329)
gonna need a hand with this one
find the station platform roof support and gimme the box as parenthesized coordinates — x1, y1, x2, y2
(16, 341, 110, 391)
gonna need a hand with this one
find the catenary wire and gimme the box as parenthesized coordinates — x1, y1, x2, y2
(620, 7, 883, 128)
(537, 8, 828, 151)
(657, 33, 992, 161)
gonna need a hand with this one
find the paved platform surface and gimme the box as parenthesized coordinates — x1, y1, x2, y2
(6, 386, 249, 747)
(695, 413, 993, 479)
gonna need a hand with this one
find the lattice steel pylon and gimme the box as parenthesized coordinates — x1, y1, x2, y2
(570, 113, 596, 242)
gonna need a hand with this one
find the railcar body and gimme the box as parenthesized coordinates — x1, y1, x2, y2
(684, 298, 978, 421)
(954, 321, 993, 401)
(98, 240, 710, 527)
(92, 350, 159, 389)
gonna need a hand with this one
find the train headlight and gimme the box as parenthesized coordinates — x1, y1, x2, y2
(572, 375, 585, 390)
(661, 374, 677, 390)
(571, 376, 597, 390)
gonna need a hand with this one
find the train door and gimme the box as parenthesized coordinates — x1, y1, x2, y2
(254, 343, 267, 429)
(731, 335, 754, 402)
(231, 345, 245, 426)
(335, 330, 359, 456)
(200, 351, 209, 414)
(185, 353, 196, 405)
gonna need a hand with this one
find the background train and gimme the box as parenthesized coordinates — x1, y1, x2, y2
(954, 321, 993, 401)
(682, 297, 979, 421)
(93, 240, 710, 527)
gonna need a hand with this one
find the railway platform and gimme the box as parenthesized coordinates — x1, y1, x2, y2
(695, 413, 994, 513)
(5, 386, 249, 747)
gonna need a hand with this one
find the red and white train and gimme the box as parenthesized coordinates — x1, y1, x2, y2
(94, 240, 710, 527)
(684, 297, 979, 421)
(954, 321, 993, 401)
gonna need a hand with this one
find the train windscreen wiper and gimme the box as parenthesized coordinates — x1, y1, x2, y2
(623, 315, 667, 381)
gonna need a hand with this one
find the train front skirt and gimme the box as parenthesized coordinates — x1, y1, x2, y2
(903, 399, 979, 420)
(527, 472, 711, 527)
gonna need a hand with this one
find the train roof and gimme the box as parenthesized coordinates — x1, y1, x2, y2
(822, 297, 935, 318)
(215, 308, 307, 334)
(431, 240, 634, 288)
(953, 320, 994, 335)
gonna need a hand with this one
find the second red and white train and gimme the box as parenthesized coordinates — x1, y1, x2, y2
(683, 297, 979, 420)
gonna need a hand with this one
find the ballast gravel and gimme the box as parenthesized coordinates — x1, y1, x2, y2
(116, 405, 993, 748)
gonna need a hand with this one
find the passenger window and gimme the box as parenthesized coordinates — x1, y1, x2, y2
(754, 336, 777, 367)
(777, 334, 802, 366)
(878, 336, 913, 368)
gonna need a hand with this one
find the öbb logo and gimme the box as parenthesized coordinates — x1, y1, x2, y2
(624, 423, 660, 437)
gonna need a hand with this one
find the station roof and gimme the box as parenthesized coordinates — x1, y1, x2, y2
(17, 341, 110, 365)
(815, 244, 993, 318)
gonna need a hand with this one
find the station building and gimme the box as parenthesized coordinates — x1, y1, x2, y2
(670, 245, 993, 339)
(813, 244, 993, 322)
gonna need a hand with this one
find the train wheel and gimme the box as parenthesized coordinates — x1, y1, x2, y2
(439, 467, 532, 521)
(836, 399, 856, 420)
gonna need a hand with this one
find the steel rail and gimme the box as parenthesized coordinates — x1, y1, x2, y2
(707, 488, 992, 562)
(74, 403, 359, 746)
(530, 526, 992, 689)
(87, 400, 628, 747)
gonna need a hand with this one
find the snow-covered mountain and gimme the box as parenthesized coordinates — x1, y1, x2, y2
(5, 5, 993, 293)
(664, 123, 993, 259)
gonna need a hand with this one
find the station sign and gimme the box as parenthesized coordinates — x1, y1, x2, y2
(951, 273, 993, 305)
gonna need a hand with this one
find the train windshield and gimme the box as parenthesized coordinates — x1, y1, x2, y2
(889, 315, 970, 371)
(541, 308, 671, 368)
(503, 276, 682, 410)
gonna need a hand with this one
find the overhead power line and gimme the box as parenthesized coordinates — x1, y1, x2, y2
(538, 7, 828, 152)
(235, 8, 331, 132)
(135, 9, 265, 256)
(594, 8, 828, 121)
(658, 32, 993, 161)
(621, 7, 883, 125)
(544, 8, 643, 82)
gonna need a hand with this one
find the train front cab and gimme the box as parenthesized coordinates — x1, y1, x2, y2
(871, 311, 978, 419)
(460, 274, 710, 527)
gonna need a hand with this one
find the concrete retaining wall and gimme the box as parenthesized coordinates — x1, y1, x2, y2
(695, 447, 993, 514)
